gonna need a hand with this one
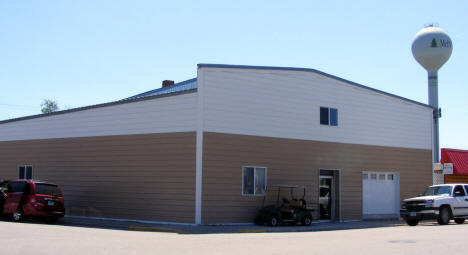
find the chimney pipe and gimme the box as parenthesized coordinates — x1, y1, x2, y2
(162, 80, 175, 88)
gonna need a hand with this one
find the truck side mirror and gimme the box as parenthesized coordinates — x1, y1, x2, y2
(454, 191, 463, 197)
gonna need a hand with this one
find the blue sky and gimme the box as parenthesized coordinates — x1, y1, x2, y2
(0, 0, 466, 150)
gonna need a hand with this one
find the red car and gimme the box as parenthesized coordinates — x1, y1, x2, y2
(0, 179, 65, 223)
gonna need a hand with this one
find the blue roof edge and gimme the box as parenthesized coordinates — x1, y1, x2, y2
(197, 63, 432, 109)
(126, 77, 197, 100)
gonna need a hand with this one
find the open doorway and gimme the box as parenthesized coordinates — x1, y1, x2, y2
(319, 169, 340, 221)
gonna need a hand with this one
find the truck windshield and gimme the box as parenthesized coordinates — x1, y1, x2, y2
(422, 186, 452, 196)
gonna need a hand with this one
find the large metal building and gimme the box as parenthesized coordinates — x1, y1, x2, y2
(0, 64, 433, 224)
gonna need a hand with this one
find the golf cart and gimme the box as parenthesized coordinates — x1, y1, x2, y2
(254, 185, 314, 226)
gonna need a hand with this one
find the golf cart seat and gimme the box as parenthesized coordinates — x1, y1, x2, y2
(289, 199, 306, 209)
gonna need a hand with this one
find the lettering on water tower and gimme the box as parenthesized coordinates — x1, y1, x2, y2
(431, 38, 452, 48)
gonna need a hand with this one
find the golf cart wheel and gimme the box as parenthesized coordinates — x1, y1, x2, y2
(267, 215, 279, 226)
(405, 219, 419, 226)
(437, 206, 451, 225)
(12, 207, 24, 222)
(1, 214, 9, 221)
(302, 215, 312, 226)
(455, 218, 465, 224)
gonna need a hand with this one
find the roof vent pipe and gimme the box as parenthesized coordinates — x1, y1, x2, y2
(162, 80, 175, 87)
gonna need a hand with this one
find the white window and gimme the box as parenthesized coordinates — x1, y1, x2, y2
(242, 166, 267, 196)
(320, 107, 338, 126)
(19, 165, 33, 179)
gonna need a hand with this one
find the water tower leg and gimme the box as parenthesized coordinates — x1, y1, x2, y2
(428, 70, 439, 163)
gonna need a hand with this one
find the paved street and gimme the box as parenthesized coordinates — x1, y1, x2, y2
(1, 221, 467, 255)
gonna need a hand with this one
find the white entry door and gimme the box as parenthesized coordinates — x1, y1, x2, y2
(362, 172, 399, 219)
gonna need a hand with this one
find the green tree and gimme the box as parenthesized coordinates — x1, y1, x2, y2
(40, 99, 59, 114)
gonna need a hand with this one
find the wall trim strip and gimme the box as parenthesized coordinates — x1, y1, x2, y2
(195, 69, 205, 224)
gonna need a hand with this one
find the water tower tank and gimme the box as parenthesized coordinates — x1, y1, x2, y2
(412, 26, 452, 72)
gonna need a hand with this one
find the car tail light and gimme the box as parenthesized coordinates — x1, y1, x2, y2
(30, 195, 37, 203)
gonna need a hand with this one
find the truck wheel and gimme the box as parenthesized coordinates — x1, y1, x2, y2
(267, 215, 279, 226)
(405, 219, 419, 226)
(12, 207, 24, 222)
(437, 206, 451, 225)
(302, 215, 312, 226)
(455, 218, 465, 224)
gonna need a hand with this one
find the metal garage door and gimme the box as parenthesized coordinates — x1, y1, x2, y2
(362, 172, 399, 219)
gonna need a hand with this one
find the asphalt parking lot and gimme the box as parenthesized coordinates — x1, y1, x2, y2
(1, 218, 468, 255)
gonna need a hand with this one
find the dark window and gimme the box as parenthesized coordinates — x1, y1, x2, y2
(320, 107, 329, 125)
(454, 185, 466, 196)
(320, 107, 338, 126)
(243, 167, 254, 195)
(320, 170, 334, 176)
(35, 184, 62, 196)
(25, 166, 32, 179)
(19, 166, 25, 179)
(18, 165, 33, 180)
(242, 167, 266, 196)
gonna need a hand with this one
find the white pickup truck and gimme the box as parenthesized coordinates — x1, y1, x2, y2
(400, 184, 468, 226)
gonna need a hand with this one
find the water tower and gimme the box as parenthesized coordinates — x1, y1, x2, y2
(412, 25, 452, 163)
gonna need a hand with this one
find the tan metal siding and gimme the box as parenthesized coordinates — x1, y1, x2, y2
(0, 132, 196, 223)
(202, 132, 432, 224)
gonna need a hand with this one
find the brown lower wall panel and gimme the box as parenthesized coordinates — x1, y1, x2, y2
(0, 132, 196, 223)
(202, 132, 432, 224)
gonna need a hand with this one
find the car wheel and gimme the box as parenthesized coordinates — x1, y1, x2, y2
(405, 219, 419, 226)
(45, 217, 59, 224)
(12, 207, 24, 222)
(437, 206, 451, 225)
(455, 218, 465, 224)
(267, 215, 279, 226)
(302, 215, 312, 226)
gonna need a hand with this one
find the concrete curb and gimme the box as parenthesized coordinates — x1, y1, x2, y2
(234, 229, 268, 233)
(128, 226, 187, 234)
(61, 217, 406, 235)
